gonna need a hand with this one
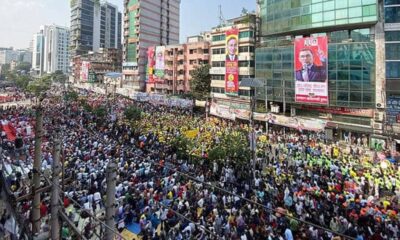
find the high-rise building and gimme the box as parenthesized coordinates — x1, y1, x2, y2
(70, 0, 122, 57)
(32, 33, 45, 75)
(208, 14, 257, 116)
(255, 0, 397, 146)
(145, 37, 210, 94)
(32, 25, 70, 75)
(122, 0, 181, 92)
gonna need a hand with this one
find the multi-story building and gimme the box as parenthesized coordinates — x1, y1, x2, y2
(0, 48, 17, 65)
(70, 0, 122, 57)
(145, 36, 210, 94)
(72, 48, 122, 83)
(32, 33, 45, 75)
(209, 14, 257, 116)
(122, 0, 181, 92)
(255, 0, 396, 145)
(32, 25, 69, 75)
(384, 0, 400, 150)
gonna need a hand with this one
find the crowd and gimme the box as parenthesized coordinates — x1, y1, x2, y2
(1, 89, 399, 240)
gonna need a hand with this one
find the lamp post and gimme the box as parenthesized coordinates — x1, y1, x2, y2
(240, 78, 263, 182)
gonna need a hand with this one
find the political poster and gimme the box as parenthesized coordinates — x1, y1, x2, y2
(155, 46, 165, 81)
(147, 46, 155, 83)
(225, 28, 239, 95)
(80, 61, 90, 82)
(294, 36, 328, 104)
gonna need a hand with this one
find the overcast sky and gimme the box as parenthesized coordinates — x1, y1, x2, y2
(0, 0, 255, 49)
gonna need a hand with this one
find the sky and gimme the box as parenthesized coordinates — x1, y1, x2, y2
(0, 0, 255, 49)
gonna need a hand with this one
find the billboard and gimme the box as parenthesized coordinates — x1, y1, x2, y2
(225, 28, 239, 95)
(387, 96, 400, 124)
(294, 36, 328, 104)
(147, 46, 155, 83)
(155, 46, 165, 81)
(80, 61, 90, 82)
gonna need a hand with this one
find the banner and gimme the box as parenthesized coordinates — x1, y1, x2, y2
(155, 46, 165, 81)
(294, 36, 328, 104)
(387, 96, 400, 123)
(147, 46, 155, 83)
(225, 28, 239, 95)
(80, 61, 90, 82)
(210, 102, 236, 120)
(298, 105, 374, 118)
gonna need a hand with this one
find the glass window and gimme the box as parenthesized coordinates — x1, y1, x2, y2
(363, 0, 377, 4)
(350, 92, 362, 102)
(385, 0, 400, 4)
(324, 11, 335, 21)
(323, 1, 335, 11)
(336, 0, 348, 9)
(312, 3, 323, 12)
(338, 92, 349, 101)
(385, 7, 400, 23)
(349, 0, 362, 7)
(386, 43, 400, 60)
(385, 31, 400, 41)
(363, 4, 377, 17)
(386, 62, 400, 78)
(349, 7, 363, 17)
(336, 9, 348, 19)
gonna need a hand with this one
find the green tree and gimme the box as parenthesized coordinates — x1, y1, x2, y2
(93, 106, 107, 120)
(15, 62, 31, 73)
(51, 70, 67, 84)
(189, 64, 211, 101)
(64, 91, 79, 102)
(15, 75, 32, 90)
(27, 74, 52, 97)
(124, 105, 142, 122)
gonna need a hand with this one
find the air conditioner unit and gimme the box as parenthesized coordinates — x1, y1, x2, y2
(376, 103, 384, 109)
(374, 112, 384, 122)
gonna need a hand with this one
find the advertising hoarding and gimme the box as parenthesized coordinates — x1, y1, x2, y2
(80, 61, 90, 82)
(225, 28, 239, 95)
(155, 46, 165, 81)
(294, 36, 328, 104)
(147, 46, 155, 83)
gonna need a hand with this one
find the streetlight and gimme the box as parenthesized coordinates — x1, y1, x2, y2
(240, 78, 263, 181)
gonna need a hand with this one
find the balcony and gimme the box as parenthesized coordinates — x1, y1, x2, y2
(210, 67, 225, 75)
(238, 67, 255, 76)
(177, 84, 185, 91)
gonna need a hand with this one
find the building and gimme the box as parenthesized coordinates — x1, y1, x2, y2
(255, 0, 391, 145)
(32, 25, 70, 75)
(32, 33, 45, 75)
(209, 14, 257, 118)
(145, 36, 210, 94)
(122, 0, 181, 92)
(0, 48, 17, 65)
(70, 0, 122, 57)
(72, 48, 122, 83)
(384, 0, 400, 151)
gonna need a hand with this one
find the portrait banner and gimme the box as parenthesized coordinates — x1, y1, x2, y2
(155, 46, 165, 81)
(294, 36, 328, 105)
(147, 46, 155, 83)
(225, 28, 239, 96)
(80, 61, 90, 82)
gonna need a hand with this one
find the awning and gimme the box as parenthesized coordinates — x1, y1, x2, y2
(104, 72, 122, 78)
(326, 121, 373, 133)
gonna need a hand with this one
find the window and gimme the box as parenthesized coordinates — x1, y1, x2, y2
(386, 43, 400, 60)
(212, 34, 225, 42)
(386, 62, 400, 78)
(385, 0, 400, 4)
(239, 31, 254, 38)
(385, 31, 400, 41)
(212, 61, 225, 67)
(385, 7, 400, 23)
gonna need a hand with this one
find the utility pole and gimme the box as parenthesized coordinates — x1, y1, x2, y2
(51, 131, 61, 240)
(32, 104, 43, 234)
(105, 162, 116, 240)
(249, 88, 257, 181)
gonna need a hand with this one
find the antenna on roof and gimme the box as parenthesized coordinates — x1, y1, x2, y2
(218, 5, 226, 27)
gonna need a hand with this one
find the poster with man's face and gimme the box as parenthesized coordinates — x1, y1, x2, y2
(155, 46, 165, 79)
(225, 28, 239, 96)
(294, 36, 328, 105)
(147, 46, 155, 83)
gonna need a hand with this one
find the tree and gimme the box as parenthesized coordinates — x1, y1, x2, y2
(189, 64, 211, 101)
(51, 70, 67, 84)
(15, 62, 31, 73)
(27, 74, 52, 97)
(124, 105, 142, 122)
(93, 106, 107, 120)
(15, 75, 32, 90)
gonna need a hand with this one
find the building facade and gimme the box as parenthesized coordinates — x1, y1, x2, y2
(145, 36, 210, 94)
(122, 0, 181, 92)
(32, 25, 70, 75)
(209, 14, 257, 115)
(255, 0, 395, 144)
(72, 48, 122, 83)
(70, 0, 122, 57)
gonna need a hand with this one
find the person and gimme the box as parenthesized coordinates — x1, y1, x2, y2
(295, 48, 327, 82)
(226, 36, 238, 61)
(155, 50, 164, 70)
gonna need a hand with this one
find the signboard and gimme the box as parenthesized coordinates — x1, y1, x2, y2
(147, 46, 155, 83)
(387, 96, 400, 124)
(298, 105, 374, 118)
(80, 61, 90, 82)
(225, 28, 239, 95)
(294, 36, 328, 104)
(155, 46, 165, 80)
